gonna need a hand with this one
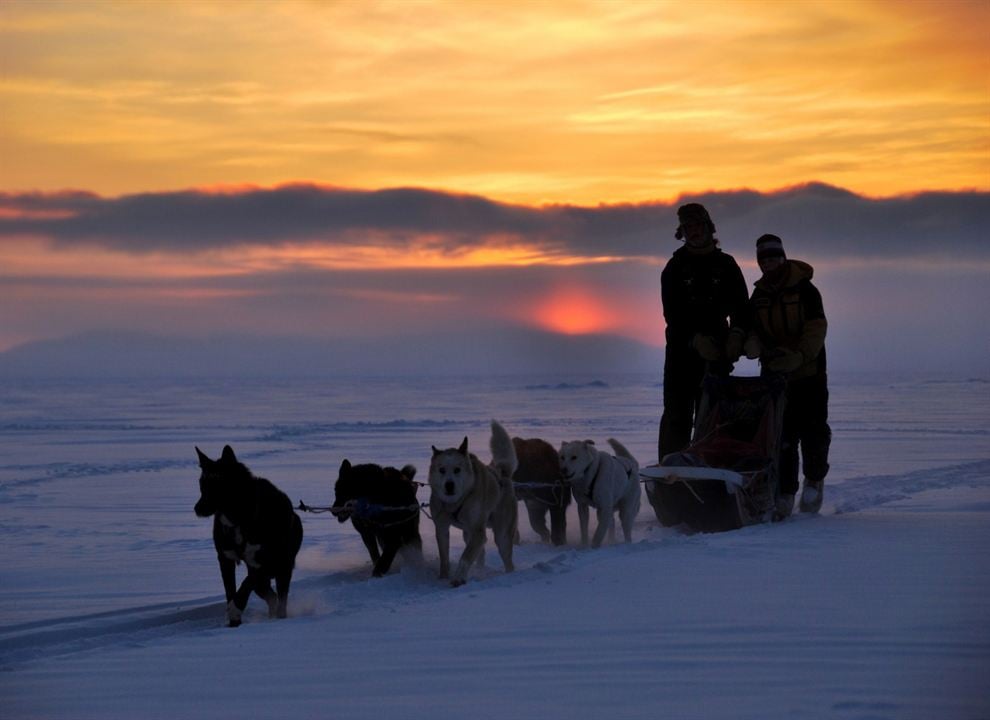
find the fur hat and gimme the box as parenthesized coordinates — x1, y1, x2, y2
(675, 203, 715, 240)
(756, 233, 786, 261)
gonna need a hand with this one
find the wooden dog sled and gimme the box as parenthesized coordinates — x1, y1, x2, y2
(642, 375, 786, 533)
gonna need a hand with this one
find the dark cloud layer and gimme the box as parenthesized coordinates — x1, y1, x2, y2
(1, 182, 987, 260)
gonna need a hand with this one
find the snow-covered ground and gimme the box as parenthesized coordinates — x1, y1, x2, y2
(1, 373, 988, 719)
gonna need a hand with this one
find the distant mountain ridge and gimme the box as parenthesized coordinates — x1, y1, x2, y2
(0, 329, 661, 379)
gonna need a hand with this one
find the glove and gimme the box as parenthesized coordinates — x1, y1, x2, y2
(724, 330, 744, 362)
(691, 333, 721, 362)
(743, 333, 762, 360)
(765, 348, 805, 373)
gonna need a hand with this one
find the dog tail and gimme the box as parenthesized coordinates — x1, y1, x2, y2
(607, 438, 638, 468)
(490, 420, 518, 481)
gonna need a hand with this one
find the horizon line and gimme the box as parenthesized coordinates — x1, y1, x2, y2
(3, 179, 988, 210)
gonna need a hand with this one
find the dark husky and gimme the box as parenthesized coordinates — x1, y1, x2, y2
(332, 460, 423, 577)
(512, 436, 571, 545)
(194, 446, 303, 627)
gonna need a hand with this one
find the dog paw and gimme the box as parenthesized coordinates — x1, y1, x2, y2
(226, 601, 243, 626)
(450, 578, 466, 588)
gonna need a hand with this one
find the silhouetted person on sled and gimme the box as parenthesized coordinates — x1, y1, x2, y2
(659, 203, 748, 463)
(743, 234, 831, 518)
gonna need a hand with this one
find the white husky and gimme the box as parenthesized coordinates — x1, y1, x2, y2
(558, 439, 641, 548)
(429, 420, 518, 587)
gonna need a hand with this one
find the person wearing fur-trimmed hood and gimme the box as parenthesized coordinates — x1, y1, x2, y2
(659, 203, 749, 463)
(744, 233, 831, 518)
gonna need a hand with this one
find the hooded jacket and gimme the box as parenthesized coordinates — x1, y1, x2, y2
(751, 259, 827, 380)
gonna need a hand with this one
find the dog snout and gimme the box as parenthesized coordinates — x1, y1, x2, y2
(444, 480, 456, 496)
(194, 498, 213, 517)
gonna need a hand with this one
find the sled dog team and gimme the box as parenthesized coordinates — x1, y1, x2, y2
(194, 420, 641, 626)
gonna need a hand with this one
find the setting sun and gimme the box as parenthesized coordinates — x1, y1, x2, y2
(531, 288, 620, 335)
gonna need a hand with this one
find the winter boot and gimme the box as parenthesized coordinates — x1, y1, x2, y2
(774, 493, 794, 521)
(799, 479, 824, 514)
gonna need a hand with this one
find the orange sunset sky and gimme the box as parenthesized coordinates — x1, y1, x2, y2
(0, 0, 988, 369)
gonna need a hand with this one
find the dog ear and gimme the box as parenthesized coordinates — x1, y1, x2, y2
(195, 447, 212, 468)
(339, 458, 351, 472)
(221, 445, 237, 463)
(401, 464, 417, 481)
(432, 445, 440, 456)
(585, 440, 596, 445)
(458, 437, 469, 455)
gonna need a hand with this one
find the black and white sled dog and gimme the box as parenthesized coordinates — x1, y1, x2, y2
(558, 438, 641, 548)
(429, 420, 518, 587)
(194, 446, 303, 627)
(331, 460, 423, 577)
(512, 436, 571, 545)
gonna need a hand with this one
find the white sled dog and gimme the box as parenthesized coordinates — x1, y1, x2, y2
(559, 438, 641, 548)
(429, 420, 519, 587)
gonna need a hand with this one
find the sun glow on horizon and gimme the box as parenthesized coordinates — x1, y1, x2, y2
(529, 288, 622, 336)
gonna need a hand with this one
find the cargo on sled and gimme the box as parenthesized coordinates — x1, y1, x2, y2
(642, 374, 786, 533)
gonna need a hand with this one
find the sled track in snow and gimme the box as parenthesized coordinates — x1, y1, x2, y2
(0, 567, 387, 669)
(0, 539, 664, 670)
(0, 599, 225, 669)
(828, 459, 990, 514)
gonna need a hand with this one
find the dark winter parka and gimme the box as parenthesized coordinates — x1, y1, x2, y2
(661, 246, 749, 351)
(751, 259, 827, 380)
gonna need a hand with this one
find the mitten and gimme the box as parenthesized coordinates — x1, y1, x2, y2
(691, 333, 721, 362)
(724, 329, 744, 362)
(766, 348, 804, 373)
(743, 333, 762, 360)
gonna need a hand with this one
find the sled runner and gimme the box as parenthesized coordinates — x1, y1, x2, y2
(642, 374, 786, 532)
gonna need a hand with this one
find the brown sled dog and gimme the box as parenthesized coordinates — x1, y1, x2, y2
(513, 436, 571, 545)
